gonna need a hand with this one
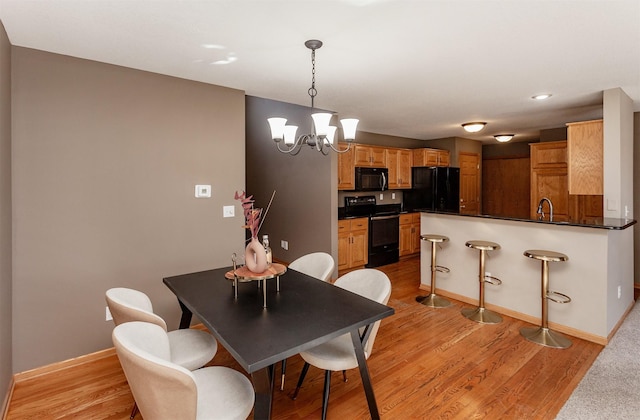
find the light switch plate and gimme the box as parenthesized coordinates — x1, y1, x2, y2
(223, 205, 235, 218)
(195, 185, 211, 198)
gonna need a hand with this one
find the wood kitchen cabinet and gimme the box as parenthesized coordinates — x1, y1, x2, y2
(354, 144, 386, 167)
(338, 218, 368, 271)
(399, 213, 421, 256)
(567, 119, 603, 195)
(337, 143, 355, 190)
(386, 147, 413, 189)
(530, 140, 603, 222)
(413, 148, 450, 167)
(530, 141, 570, 221)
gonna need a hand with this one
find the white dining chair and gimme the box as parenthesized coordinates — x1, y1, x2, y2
(112, 321, 254, 420)
(291, 269, 391, 420)
(280, 252, 336, 390)
(288, 252, 335, 283)
(106, 287, 218, 418)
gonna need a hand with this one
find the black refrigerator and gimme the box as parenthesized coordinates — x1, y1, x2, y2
(404, 167, 460, 213)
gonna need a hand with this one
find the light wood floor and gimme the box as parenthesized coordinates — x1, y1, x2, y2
(6, 256, 603, 419)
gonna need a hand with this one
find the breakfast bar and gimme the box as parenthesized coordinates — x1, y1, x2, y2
(418, 211, 636, 344)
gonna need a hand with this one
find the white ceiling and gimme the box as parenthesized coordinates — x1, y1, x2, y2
(1, 0, 639, 143)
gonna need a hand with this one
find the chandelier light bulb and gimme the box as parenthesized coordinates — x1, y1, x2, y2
(267, 117, 287, 141)
(340, 118, 359, 141)
(283, 125, 298, 145)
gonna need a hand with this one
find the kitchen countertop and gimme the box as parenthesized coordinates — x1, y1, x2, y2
(414, 209, 636, 230)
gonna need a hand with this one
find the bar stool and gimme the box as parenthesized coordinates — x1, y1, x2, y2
(520, 249, 572, 349)
(416, 234, 451, 308)
(462, 240, 503, 324)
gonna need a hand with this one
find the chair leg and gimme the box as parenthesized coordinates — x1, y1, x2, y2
(280, 359, 287, 391)
(342, 370, 348, 382)
(130, 402, 138, 419)
(321, 370, 331, 420)
(292, 362, 310, 400)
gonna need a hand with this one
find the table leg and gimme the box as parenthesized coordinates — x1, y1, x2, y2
(178, 300, 193, 329)
(350, 330, 380, 420)
(251, 365, 274, 419)
(263, 279, 267, 308)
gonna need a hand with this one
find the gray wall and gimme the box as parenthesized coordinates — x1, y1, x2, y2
(0, 21, 12, 403)
(245, 96, 337, 265)
(11, 48, 246, 372)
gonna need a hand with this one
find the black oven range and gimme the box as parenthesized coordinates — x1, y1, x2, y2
(343, 196, 400, 268)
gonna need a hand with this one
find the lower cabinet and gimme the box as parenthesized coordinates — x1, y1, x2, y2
(399, 213, 421, 256)
(338, 218, 368, 271)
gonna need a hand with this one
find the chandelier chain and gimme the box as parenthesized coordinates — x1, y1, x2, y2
(308, 48, 317, 109)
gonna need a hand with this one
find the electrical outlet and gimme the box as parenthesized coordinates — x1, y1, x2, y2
(379, 193, 384, 200)
(105, 306, 113, 322)
(223, 205, 235, 218)
(618, 285, 622, 299)
(281, 240, 288, 250)
(392, 192, 396, 199)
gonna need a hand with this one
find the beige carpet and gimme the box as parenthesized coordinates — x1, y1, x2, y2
(556, 302, 640, 419)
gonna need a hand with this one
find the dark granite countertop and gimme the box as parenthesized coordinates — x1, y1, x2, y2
(415, 209, 636, 230)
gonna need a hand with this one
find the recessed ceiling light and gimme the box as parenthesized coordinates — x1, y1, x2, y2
(202, 44, 226, 50)
(462, 122, 486, 133)
(211, 53, 238, 65)
(494, 134, 514, 142)
(532, 93, 552, 100)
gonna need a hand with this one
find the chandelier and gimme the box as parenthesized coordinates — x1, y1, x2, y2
(267, 40, 359, 155)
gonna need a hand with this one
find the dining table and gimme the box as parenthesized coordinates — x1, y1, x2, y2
(163, 265, 395, 419)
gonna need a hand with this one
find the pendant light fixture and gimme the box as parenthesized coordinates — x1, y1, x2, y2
(267, 40, 359, 155)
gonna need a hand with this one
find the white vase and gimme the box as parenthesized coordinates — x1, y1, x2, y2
(245, 237, 268, 273)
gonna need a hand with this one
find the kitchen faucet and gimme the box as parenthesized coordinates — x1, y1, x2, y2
(537, 197, 554, 221)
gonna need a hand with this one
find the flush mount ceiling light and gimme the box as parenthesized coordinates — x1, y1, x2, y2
(532, 93, 552, 100)
(494, 134, 514, 142)
(462, 122, 487, 133)
(267, 40, 359, 155)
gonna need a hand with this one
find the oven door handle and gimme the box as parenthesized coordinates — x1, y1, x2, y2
(370, 214, 400, 221)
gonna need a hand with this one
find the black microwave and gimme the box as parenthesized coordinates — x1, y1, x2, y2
(355, 167, 388, 191)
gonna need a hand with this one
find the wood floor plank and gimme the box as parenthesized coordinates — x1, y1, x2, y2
(6, 255, 604, 419)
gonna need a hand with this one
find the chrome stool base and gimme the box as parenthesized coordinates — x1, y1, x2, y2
(461, 307, 502, 324)
(416, 293, 451, 308)
(520, 326, 572, 349)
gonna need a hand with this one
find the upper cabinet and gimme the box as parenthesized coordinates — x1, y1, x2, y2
(567, 119, 603, 195)
(530, 140, 603, 223)
(530, 141, 567, 169)
(530, 141, 570, 221)
(386, 148, 412, 189)
(337, 143, 355, 190)
(354, 144, 386, 167)
(413, 148, 450, 167)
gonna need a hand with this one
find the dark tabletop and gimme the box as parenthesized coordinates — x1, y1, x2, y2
(163, 267, 395, 373)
